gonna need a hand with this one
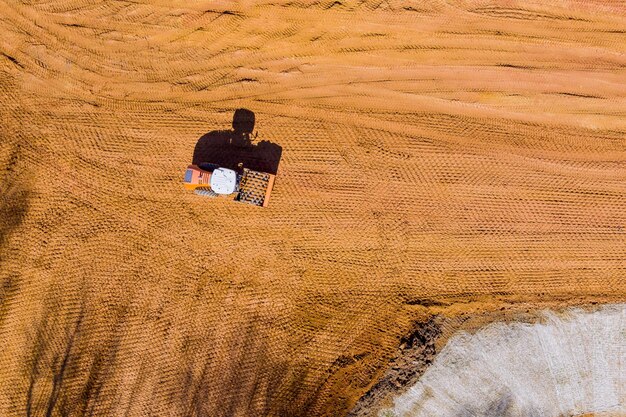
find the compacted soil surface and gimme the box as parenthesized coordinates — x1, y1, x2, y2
(0, 1, 624, 416)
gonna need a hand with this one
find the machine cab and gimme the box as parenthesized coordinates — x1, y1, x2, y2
(183, 165, 238, 195)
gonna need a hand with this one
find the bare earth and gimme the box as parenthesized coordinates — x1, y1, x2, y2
(0, 1, 625, 416)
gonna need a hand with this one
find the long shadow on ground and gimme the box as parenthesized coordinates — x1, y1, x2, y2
(192, 109, 282, 175)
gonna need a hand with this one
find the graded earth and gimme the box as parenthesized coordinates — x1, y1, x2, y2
(0, 1, 624, 416)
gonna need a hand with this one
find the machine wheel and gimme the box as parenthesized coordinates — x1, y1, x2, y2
(194, 187, 218, 198)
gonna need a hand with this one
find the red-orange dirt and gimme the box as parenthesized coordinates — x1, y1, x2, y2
(0, 1, 624, 416)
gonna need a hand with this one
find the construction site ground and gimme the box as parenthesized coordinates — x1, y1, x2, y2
(0, 1, 624, 416)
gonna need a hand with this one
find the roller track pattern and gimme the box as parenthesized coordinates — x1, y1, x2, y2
(0, 1, 625, 416)
(194, 187, 218, 198)
(237, 169, 272, 207)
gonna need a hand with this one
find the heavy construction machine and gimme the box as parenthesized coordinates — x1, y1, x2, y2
(183, 163, 275, 207)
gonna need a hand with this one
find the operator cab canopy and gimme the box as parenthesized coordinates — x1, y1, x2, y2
(210, 167, 237, 194)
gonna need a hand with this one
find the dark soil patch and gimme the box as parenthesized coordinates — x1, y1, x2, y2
(347, 316, 442, 416)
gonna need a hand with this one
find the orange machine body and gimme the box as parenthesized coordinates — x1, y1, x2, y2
(183, 165, 213, 191)
(183, 164, 276, 207)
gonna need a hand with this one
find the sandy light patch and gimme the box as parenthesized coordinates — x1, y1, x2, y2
(383, 304, 625, 417)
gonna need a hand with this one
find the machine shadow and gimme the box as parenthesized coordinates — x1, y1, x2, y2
(192, 109, 282, 175)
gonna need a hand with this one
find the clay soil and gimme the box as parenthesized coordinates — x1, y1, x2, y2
(0, 1, 625, 416)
